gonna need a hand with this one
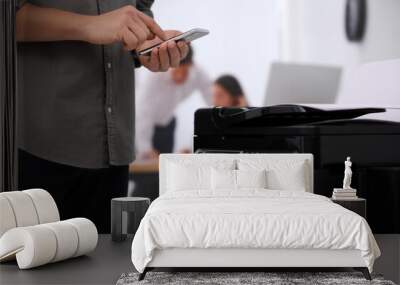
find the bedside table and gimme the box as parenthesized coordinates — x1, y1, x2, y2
(331, 197, 366, 219)
(111, 197, 150, 242)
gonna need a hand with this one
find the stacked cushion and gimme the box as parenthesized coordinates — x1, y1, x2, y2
(0, 195, 17, 237)
(0, 189, 97, 269)
(0, 189, 59, 236)
(0, 218, 97, 269)
(24, 189, 60, 224)
(1, 191, 40, 228)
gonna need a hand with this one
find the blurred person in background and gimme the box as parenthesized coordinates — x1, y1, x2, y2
(136, 46, 212, 159)
(213, 74, 248, 107)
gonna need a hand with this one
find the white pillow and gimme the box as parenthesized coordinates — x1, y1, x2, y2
(167, 159, 235, 191)
(237, 159, 308, 191)
(236, 169, 267, 189)
(211, 169, 267, 191)
(167, 162, 210, 191)
(211, 168, 236, 190)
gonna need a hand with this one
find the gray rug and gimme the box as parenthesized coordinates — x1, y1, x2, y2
(117, 272, 396, 285)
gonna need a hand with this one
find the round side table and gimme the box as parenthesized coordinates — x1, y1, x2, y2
(111, 197, 150, 242)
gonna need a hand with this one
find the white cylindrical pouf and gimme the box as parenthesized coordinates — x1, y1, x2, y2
(0, 226, 57, 269)
(65, 218, 98, 257)
(1, 192, 39, 227)
(0, 195, 17, 237)
(0, 219, 98, 269)
(42, 221, 79, 262)
(23, 189, 60, 224)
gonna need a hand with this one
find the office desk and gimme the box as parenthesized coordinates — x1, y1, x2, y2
(129, 160, 158, 174)
(129, 160, 159, 201)
(0, 235, 134, 285)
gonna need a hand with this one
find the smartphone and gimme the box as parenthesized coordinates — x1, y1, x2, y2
(138, 28, 209, 56)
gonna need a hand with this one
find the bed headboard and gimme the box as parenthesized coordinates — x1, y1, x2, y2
(159, 153, 313, 195)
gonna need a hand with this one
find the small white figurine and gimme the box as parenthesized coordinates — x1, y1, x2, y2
(343, 156, 353, 189)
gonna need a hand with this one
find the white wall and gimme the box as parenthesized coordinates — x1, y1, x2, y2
(136, 0, 282, 151)
(280, 0, 400, 103)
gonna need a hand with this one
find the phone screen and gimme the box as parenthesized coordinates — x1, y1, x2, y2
(138, 34, 183, 55)
(138, 28, 209, 56)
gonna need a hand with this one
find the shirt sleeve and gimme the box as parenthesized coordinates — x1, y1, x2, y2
(135, 75, 158, 154)
(135, 110, 155, 154)
(136, 0, 154, 18)
(195, 67, 213, 105)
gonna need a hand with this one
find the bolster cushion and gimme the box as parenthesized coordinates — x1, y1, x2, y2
(0, 218, 98, 269)
(0, 189, 60, 237)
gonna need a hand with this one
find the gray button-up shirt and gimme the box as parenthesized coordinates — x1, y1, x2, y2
(18, 0, 153, 168)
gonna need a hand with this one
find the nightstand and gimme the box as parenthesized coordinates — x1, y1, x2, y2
(331, 197, 366, 219)
(111, 197, 150, 242)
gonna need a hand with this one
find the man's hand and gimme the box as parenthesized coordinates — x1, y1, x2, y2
(138, 30, 190, 72)
(83, 5, 166, 50)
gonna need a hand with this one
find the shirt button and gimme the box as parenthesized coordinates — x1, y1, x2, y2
(107, 62, 112, 69)
(107, 107, 112, 113)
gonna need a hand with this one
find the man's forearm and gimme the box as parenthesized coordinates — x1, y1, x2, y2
(16, 4, 91, 42)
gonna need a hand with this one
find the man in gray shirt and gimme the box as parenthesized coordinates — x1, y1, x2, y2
(16, 1, 189, 232)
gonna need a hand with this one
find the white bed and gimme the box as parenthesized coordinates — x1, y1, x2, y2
(131, 154, 380, 280)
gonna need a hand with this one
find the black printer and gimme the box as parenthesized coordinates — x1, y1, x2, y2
(193, 105, 400, 233)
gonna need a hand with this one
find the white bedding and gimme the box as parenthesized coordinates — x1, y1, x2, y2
(131, 190, 380, 273)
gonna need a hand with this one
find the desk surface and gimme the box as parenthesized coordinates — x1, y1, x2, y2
(0, 235, 134, 285)
(129, 160, 158, 173)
